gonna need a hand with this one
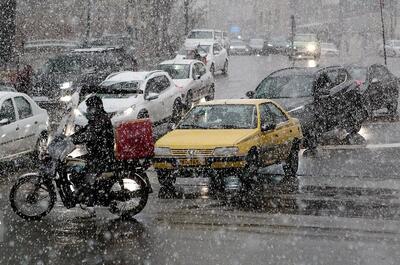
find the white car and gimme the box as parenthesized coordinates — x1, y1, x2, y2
(158, 59, 215, 108)
(184, 29, 216, 47)
(321, 42, 339, 57)
(215, 30, 231, 50)
(74, 70, 184, 126)
(176, 41, 229, 76)
(379, 40, 400, 57)
(0, 92, 49, 161)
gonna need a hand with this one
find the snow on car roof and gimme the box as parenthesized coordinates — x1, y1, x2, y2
(104, 71, 150, 82)
(160, 59, 198, 65)
(72, 47, 118, 53)
(198, 99, 274, 106)
(0, 91, 25, 98)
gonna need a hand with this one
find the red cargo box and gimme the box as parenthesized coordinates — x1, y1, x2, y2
(115, 119, 154, 160)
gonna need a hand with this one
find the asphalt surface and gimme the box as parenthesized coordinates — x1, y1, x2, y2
(2, 54, 400, 264)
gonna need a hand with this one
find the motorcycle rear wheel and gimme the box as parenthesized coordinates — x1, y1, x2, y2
(10, 174, 56, 221)
(109, 172, 149, 218)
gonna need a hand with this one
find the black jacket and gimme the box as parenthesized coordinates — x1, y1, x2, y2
(71, 111, 115, 171)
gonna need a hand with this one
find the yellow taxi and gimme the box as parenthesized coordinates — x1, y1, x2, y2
(154, 99, 303, 189)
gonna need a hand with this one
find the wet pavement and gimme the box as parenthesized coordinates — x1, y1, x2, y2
(2, 54, 400, 264)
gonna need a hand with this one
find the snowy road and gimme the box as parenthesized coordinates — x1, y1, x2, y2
(2, 54, 400, 264)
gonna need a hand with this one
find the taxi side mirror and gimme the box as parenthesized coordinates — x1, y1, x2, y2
(261, 121, 276, 132)
(246, 91, 255, 98)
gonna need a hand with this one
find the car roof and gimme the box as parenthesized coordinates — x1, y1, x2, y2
(190, 29, 215, 32)
(159, 59, 198, 65)
(104, 71, 164, 82)
(269, 66, 344, 77)
(198, 99, 274, 106)
(0, 91, 26, 99)
(71, 47, 121, 53)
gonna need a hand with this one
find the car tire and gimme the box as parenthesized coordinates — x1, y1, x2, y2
(240, 149, 259, 190)
(33, 132, 48, 161)
(283, 141, 300, 177)
(387, 100, 398, 118)
(137, 109, 149, 119)
(210, 64, 215, 76)
(222, 60, 228, 75)
(171, 99, 183, 124)
(205, 85, 215, 101)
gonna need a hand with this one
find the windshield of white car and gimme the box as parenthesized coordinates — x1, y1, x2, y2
(294, 35, 317, 42)
(347, 67, 367, 81)
(158, 64, 190, 79)
(98, 81, 143, 97)
(178, 105, 257, 129)
(188, 31, 213, 39)
(322, 43, 337, 49)
(255, 75, 314, 98)
(44, 54, 109, 74)
(249, 39, 264, 45)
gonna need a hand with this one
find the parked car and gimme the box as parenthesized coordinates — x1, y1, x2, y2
(229, 39, 251, 55)
(378, 40, 400, 57)
(248, 38, 265, 55)
(176, 41, 228, 76)
(184, 29, 216, 47)
(321, 42, 339, 57)
(264, 36, 290, 55)
(157, 59, 215, 109)
(246, 66, 368, 150)
(0, 92, 49, 161)
(154, 99, 303, 190)
(74, 70, 183, 127)
(346, 64, 399, 117)
(290, 34, 321, 60)
(31, 47, 138, 113)
(0, 82, 17, 92)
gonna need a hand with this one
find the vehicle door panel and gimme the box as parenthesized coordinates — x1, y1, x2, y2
(143, 77, 163, 121)
(0, 98, 21, 159)
(190, 63, 203, 101)
(14, 96, 37, 152)
(157, 75, 176, 120)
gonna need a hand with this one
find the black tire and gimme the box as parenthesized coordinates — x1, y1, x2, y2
(171, 99, 183, 124)
(240, 149, 259, 190)
(205, 85, 215, 101)
(209, 175, 225, 193)
(157, 171, 176, 188)
(387, 100, 398, 117)
(137, 109, 149, 119)
(32, 132, 48, 161)
(109, 172, 149, 218)
(222, 60, 228, 75)
(283, 141, 300, 177)
(210, 64, 215, 76)
(10, 174, 56, 221)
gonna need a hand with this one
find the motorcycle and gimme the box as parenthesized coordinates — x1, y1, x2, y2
(9, 106, 153, 221)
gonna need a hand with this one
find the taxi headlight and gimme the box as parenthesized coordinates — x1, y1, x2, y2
(307, 44, 317, 52)
(155, 147, 172, 156)
(213, 147, 239, 156)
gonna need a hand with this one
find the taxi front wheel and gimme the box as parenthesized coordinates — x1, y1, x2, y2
(283, 142, 300, 177)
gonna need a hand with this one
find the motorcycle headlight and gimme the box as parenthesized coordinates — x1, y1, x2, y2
(155, 147, 172, 156)
(59, 81, 73, 90)
(307, 44, 317, 52)
(59, 95, 72, 102)
(213, 147, 239, 156)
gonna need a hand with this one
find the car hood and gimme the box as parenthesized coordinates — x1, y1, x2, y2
(156, 129, 258, 149)
(173, 79, 192, 89)
(184, 39, 213, 47)
(79, 94, 143, 113)
(271, 97, 313, 112)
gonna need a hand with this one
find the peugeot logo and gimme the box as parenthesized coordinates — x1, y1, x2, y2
(187, 149, 196, 158)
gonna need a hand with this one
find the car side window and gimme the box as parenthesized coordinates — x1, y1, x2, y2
(259, 104, 274, 127)
(14, 96, 33, 119)
(0, 98, 16, 124)
(266, 103, 288, 124)
(198, 63, 207, 76)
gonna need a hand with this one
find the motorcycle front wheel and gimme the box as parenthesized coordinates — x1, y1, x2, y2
(10, 174, 57, 221)
(109, 172, 149, 218)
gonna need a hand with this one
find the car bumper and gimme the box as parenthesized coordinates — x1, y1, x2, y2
(154, 156, 247, 172)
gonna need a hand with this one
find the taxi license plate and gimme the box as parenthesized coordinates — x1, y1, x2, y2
(178, 159, 205, 167)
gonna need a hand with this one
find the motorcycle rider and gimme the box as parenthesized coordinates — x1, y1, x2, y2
(70, 95, 115, 205)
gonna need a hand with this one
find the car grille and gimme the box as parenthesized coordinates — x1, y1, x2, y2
(171, 149, 214, 157)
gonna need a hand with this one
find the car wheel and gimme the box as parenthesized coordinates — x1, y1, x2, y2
(210, 64, 215, 76)
(137, 109, 149, 119)
(283, 141, 300, 177)
(387, 100, 398, 117)
(205, 85, 215, 101)
(171, 99, 183, 124)
(240, 149, 260, 190)
(222, 60, 228, 75)
(33, 132, 48, 161)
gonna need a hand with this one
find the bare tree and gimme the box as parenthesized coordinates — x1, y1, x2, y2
(0, 0, 17, 65)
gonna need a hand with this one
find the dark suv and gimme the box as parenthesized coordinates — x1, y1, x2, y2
(246, 66, 368, 149)
(31, 47, 137, 118)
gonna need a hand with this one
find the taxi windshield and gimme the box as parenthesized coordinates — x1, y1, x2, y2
(178, 104, 257, 129)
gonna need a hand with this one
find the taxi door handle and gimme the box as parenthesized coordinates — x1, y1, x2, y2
(16, 127, 20, 131)
(274, 134, 279, 137)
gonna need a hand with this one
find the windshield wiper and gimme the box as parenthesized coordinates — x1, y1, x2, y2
(178, 124, 208, 129)
(221, 125, 246, 129)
